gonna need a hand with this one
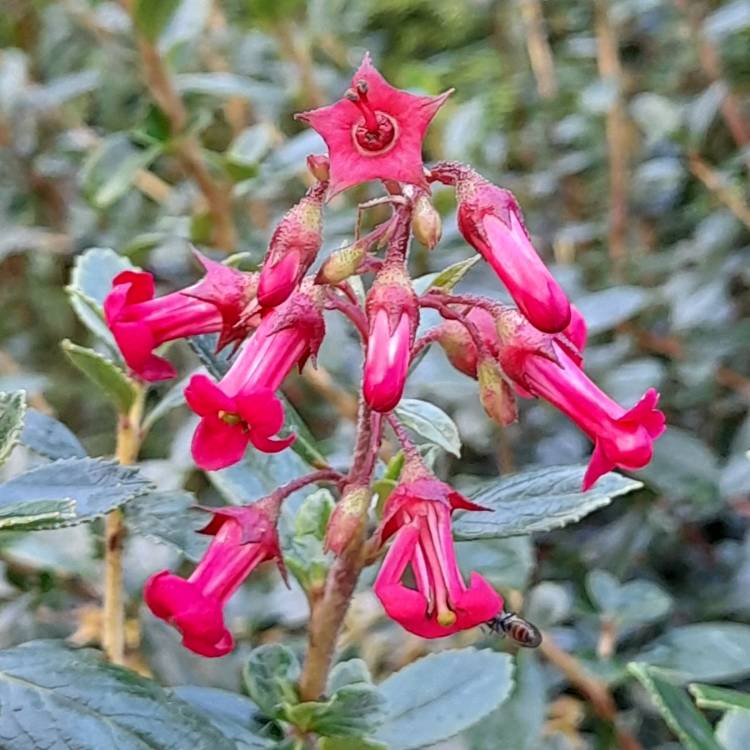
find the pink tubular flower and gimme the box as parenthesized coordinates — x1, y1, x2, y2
(185, 288, 325, 471)
(431, 163, 571, 333)
(363, 265, 419, 412)
(374, 474, 503, 638)
(144, 499, 283, 657)
(258, 182, 326, 308)
(295, 53, 452, 198)
(495, 308, 665, 490)
(104, 253, 258, 381)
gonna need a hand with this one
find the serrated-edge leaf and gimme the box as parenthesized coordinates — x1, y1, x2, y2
(453, 465, 642, 540)
(0, 457, 153, 529)
(0, 390, 26, 466)
(0, 640, 236, 750)
(690, 684, 750, 713)
(243, 644, 301, 718)
(394, 398, 461, 458)
(61, 340, 138, 413)
(628, 663, 723, 750)
(0, 499, 76, 531)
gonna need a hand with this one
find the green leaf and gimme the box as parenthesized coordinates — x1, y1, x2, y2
(575, 285, 650, 335)
(188, 335, 328, 468)
(243, 644, 300, 718)
(66, 247, 135, 348)
(636, 623, 750, 683)
(690, 684, 750, 713)
(142, 372, 194, 432)
(0, 499, 76, 531)
(81, 134, 161, 208)
(320, 738, 387, 750)
(586, 570, 672, 628)
(467, 652, 546, 750)
(394, 398, 461, 458)
(61, 340, 138, 414)
(0, 458, 152, 529)
(21, 409, 86, 460)
(412, 255, 481, 295)
(628, 663, 723, 750)
(283, 683, 386, 736)
(227, 124, 276, 179)
(452, 465, 642, 540)
(0, 639, 238, 749)
(374, 648, 514, 750)
(171, 686, 273, 748)
(125, 491, 209, 562)
(132, 0, 181, 41)
(0, 390, 26, 466)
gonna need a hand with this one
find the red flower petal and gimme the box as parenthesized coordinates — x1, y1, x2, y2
(191, 414, 249, 471)
(185, 374, 235, 416)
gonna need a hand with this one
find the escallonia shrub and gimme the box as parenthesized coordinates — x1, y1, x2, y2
(95, 54, 665, 663)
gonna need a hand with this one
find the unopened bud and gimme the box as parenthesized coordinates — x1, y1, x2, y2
(324, 486, 370, 556)
(436, 321, 478, 379)
(411, 194, 442, 250)
(306, 154, 330, 183)
(315, 241, 367, 285)
(478, 358, 518, 426)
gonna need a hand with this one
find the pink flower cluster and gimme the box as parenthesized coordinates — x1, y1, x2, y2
(101, 55, 665, 656)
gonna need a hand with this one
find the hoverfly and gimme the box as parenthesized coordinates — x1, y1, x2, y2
(485, 611, 543, 648)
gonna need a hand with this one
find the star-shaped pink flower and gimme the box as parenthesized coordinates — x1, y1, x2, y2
(296, 53, 452, 198)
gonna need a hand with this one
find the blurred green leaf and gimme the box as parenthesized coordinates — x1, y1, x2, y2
(0, 390, 26, 466)
(628, 663, 722, 750)
(81, 134, 161, 209)
(453, 466, 642, 541)
(715, 710, 750, 750)
(690, 684, 750, 713)
(586, 570, 672, 628)
(0, 458, 151, 529)
(132, 0, 182, 42)
(636, 623, 750, 683)
(61, 340, 138, 414)
(394, 398, 461, 457)
(374, 648, 514, 750)
(412, 255, 481, 294)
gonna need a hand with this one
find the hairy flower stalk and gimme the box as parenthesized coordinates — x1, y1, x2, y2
(104, 253, 258, 381)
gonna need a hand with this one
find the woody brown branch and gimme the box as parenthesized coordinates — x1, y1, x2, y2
(130, 27, 237, 251)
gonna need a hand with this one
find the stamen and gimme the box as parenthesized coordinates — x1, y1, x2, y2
(344, 79, 397, 154)
(218, 410, 241, 425)
(345, 84, 379, 132)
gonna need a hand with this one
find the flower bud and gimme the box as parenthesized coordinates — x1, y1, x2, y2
(324, 486, 370, 556)
(411, 194, 442, 250)
(478, 358, 518, 426)
(306, 153, 330, 183)
(258, 183, 325, 308)
(315, 241, 367, 285)
(363, 264, 419, 413)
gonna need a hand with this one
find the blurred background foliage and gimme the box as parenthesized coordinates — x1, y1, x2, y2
(0, 0, 749, 748)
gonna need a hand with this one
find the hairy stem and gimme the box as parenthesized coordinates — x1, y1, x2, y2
(104, 387, 144, 664)
(298, 400, 377, 700)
